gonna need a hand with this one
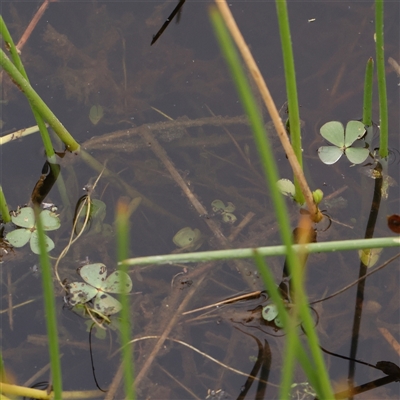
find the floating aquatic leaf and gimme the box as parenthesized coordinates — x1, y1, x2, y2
(320, 121, 344, 147)
(102, 270, 133, 294)
(262, 304, 279, 321)
(173, 227, 203, 250)
(359, 248, 383, 268)
(318, 146, 343, 165)
(222, 213, 237, 224)
(5, 228, 32, 248)
(319, 121, 369, 165)
(67, 281, 98, 306)
(40, 210, 61, 231)
(344, 121, 366, 147)
(11, 207, 35, 229)
(30, 231, 55, 254)
(277, 179, 296, 198)
(89, 105, 104, 125)
(93, 292, 122, 315)
(67, 263, 132, 316)
(345, 147, 370, 164)
(79, 263, 107, 288)
(5, 206, 60, 254)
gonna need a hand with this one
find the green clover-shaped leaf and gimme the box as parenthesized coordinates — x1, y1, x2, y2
(318, 120, 369, 165)
(5, 207, 60, 254)
(67, 263, 132, 316)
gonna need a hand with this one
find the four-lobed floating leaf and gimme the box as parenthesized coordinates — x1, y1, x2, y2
(211, 199, 237, 224)
(5, 206, 60, 254)
(318, 120, 370, 165)
(66, 263, 132, 316)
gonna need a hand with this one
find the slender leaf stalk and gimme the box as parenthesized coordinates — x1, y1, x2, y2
(34, 207, 62, 398)
(0, 17, 70, 209)
(252, 251, 322, 398)
(121, 237, 399, 267)
(116, 198, 139, 400)
(0, 16, 54, 159)
(363, 57, 374, 128)
(0, 48, 79, 152)
(213, 0, 321, 221)
(275, 0, 304, 204)
(0, 186, 11, 223)
(375, 0, 388, 158)
(210, 8, 334, 397)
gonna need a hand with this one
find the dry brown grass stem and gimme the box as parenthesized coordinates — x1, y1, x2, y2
(214, 0, 321, 222)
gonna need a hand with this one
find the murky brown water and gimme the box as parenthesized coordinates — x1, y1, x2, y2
(1, 2, 399, 399)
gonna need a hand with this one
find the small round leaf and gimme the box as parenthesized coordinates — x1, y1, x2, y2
(93, 292, 122, 315)
(11, 207, 35, 229)
(320, 121, 344, 147)
(345, 147, 370, 164)
(318, 146, 343, 164)
(344, 121, 366, 147)
(79, 263, 108, 288)
(40, 210, 61, 231)
(102, 270, 132, 294)
(6, 228, 31, 248)
(222, 212, 237, 224)
(277, 179, 296, 198)
(89, 105, 104, 125)
(30, 231, 54, 254)
(262, 304, 279, 321)
(67, 282, 98, 306)
(211, 199, 226, 213)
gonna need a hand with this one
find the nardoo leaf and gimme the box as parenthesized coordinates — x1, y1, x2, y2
(93, 292, 122, 315)
(40, 210, 61, 231)
(344, 121, 366, 147)
(318, 146, 343, 165)
(30, 231, 55, 254)
(102, 270, 132, 294)
(320, 121, 344, 147)
(345, 147, 370, 164)
(11, 207, 35, 228)
(5, 228, 31, 247)
(67, 282, 98, 306)
(79, 263, 107, 288)
(277, 179, 296, 198)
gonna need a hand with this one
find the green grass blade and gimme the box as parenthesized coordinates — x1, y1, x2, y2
(122, 237, 400, 267)
(210, 7, 334, 398)
(0, 48, 79, 152)
(34, 207, 62, 398)
(116, 198, 136, 400)
(275, 1, 304, 204)
(0, 185, 11, 223)
(375, 0, 388, 158)
(363, 57, 374, 128)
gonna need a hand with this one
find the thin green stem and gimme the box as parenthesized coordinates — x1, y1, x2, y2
(121, 237, 399, 267)
(0, 48, 79, 152)
(375, 0, 388, 158)
(116, 198, 139, 400)
(210, 7, 334, 397)
(0, 185, 11, 223)
(362, 57, 374, 128)
(0, 17, 71, 209)
(275, 1, 304, 204)
(34, 207, 62, 398)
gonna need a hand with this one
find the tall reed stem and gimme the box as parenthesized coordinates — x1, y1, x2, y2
(375, 0, 389, 158)
(275, 0, 304, 204)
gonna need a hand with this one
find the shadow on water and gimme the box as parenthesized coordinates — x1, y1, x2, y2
(0, 1, 399, 399)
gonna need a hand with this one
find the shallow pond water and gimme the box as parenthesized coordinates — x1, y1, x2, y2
(1, 2, 399, 399)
